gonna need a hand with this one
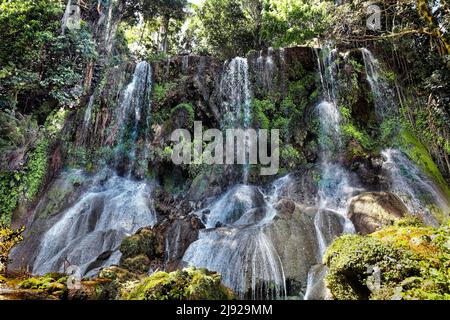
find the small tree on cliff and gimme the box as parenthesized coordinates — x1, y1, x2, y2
(0, 224, 25, 276)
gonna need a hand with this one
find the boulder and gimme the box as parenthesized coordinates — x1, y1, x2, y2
(119, 214, 205, 273)
(266, 199, 348, 297)
(348, 192, 408, 235)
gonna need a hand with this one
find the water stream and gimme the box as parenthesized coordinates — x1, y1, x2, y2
(220, 57, 252, 184)
(31, 61, 155, 277)
(183, 176, 292, 299)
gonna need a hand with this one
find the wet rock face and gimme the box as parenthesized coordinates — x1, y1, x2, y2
(10, 170, 91, 271)
(152, 55, 224, 123)
(348, 192, 408, 235)
(266, 199, 348, 298)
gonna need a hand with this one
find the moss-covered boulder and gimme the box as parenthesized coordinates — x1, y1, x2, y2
(18, 273, 68, 299)
(122, 267, 235, 300)
(348, 192, 408, 234)
(120, 228, 161, 261)
(121, 255, 151, 274)
(324, 219, 450, 300)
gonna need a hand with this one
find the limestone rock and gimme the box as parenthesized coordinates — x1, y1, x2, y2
(348, 192, 408, 235)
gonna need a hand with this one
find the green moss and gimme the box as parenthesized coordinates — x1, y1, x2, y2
(119, 228, 160, 260)
(280, 145, 305, 171)
(324, 234, 420, 300)
(170, 103, 195, 128)
(121, 254, 151, 274)
(153, 81, 178, 107)
(251, 98, 273, 130)
(123, 267, 235, 300)
(398, 129, 450, 202)
(19, 273, 68, 299)
(325, 221, 450, 300)
(340, 105, 374, 151)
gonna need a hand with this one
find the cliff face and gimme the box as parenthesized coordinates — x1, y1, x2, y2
(8, 43, 450, 300)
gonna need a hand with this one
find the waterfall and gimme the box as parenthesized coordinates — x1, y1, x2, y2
(382, 148, 449, 225)
(32, 169, 157, 276)
(183, 175, 293, 299)
(220, 57, 252, 183)
(361, 48, 397, 119)
(31, 61, 155, 277)
(362, 49, 448, 223)
(313, 48, 356, 258)
(112, 61, 152, 175)
(255, 48, 276, 93)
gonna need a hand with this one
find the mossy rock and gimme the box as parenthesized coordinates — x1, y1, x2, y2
(119, 228, 160, 260)
(98, 266, 140, 283)
(399, 129, 450, 206)
(18, 273, 68, 299)
(324, 220, 450, 300)
(121, 255, 151, 274)
(324, 234, 421, 300)
(122, 267, 235, 300)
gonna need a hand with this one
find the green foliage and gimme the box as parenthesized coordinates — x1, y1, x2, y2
(280, 144, 305, 170)
(325, 220, 450, 300)
(123, 267, 235, 300)
(171, 103, 195, 128)
(0, 224, 25, 274)
(261, 0, 330, 48)
(190, 0, 330, 58)
(251, 98, 272, 130)
(152, 82, 178, 113)
(338, 104, 375, 151)
(0, 134, 49, 225)
(0, 0, 97, 110)
(190, 0, 259, 59)
(0, 106, 67, 224)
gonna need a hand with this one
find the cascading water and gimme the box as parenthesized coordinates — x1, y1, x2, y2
(32, 169, 157, 276)
(255, 48, 276, 92)
(361, 48, 397, 119)
(220, 57, 252, 184)
(183, 175, 293, 299)
(361, 49, 449, 223)
(31, 61, 156, 277)
(112, 61, 152, 175)
(382, 148, 449, 225)
(314, 48, 356, 257)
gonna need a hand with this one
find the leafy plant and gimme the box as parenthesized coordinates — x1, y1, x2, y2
(0, 224, 25, 275)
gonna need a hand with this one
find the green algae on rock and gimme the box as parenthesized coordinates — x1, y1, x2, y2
(123, 267, 235, 300)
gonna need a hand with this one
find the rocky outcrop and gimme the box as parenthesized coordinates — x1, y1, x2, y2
(348, 192, 408, 235)
(118, 214, 205, 274)
(265, 199, 348, 298)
